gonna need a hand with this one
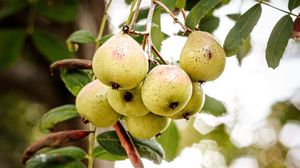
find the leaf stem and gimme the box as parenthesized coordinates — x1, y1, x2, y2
(96, 0, 113, 48)
(113, 121, 144, 168)
(153, 0, 192, 33)
(87, 124, 96, 168)
(254, 0, 300, 18)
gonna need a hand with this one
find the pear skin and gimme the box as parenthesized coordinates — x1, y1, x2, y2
(180, 31, 226, 81)
(92, 32, 148, 90)
(125, 113, 170, 139)
(107, 84, 150, 117)
(76, 80, 120, 127)
(170, 82, 205, 120)
(141, 65, 192, 116)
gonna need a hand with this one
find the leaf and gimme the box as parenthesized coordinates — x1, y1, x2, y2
(97, 131, 164, 164)
(36, 0, 79, 23)
(202, 95, 226, 116)
(45, 146, 86, 160)
(0, 29, 26, 70)
(161, 0, 177, 11)
(66, 30, 95, 46)
(199, 15, 220, 33)
(32, 30, 73, 62)
(136, 8, 149, 22)
(223, 4, 262, 56)
(237, 35, 251, 65)
(0, 1, 27, 19)
(151, 9, 168, 51)
(97, 34, 113, 46)
(266, 15, 293, 69)
(288, 0, 300, 11)
(60, 69, 93, 96)
(270, 101, 300, 125)
(226, 13, 241, 21)
(39, 105, 80, 133)
(176, 0, 186, 9)
(26, 155, 85, 168)
(185, 0, 222, 29)
(156, 121, 179, 161)
(93, 146, 126, 161)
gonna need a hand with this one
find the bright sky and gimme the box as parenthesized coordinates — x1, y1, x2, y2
(108, 0, 300, 167)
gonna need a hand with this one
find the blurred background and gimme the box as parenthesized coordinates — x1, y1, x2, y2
(0, 0, 300, 168)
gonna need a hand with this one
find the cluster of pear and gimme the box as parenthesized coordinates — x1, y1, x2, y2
(75, 30, 226, 139)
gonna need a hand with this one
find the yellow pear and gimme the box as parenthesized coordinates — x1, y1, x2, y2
(92, 32, 148, 90)
(141, 65, 192, 116)
(180, 31, 226, 81)
(170, 82, 205, 120)
(125, 113, 170, 139)
(107, 84, 149, 117)
(75, 80, 120, 127)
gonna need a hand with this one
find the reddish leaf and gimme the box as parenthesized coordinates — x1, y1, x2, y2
(292, 15, 300, 39)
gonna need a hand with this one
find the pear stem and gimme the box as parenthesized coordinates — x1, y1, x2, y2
(49, 59, 92, 76)
(113, 121, 144, 168)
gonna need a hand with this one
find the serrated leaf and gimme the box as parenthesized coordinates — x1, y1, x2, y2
(202, 95, 226, 116)
(288, 0, 300, 11)
(176, 0, 186, 9)
(67, 30, 95, 44)
(39, 105, 80, 133)
(156, 121, 179, 161)
(97, 131, 164, 164)
(36, 0, 79, 23)
(199, 15, 220, 33)
(93, 146, 127, 161)
(185, 0, 222, 29)
(266, 15, 293, 69)
(223, 4, 261, 56)
(237, 35, 251, 65)
(0, 29, 26, 70)
(60, 69, 93, 96)
(32, 30, 73, 62)
(226, 13, 241, 21)
(0, 1, 27, 19)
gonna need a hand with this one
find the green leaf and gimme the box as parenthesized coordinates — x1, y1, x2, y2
(0, 29, 26, 70)
(288, 0, 300, 11)
(136, 8, 149, 22)
(270, 101, 300, 125)
(36, 0, 79, 23)
(0, 1, 27, 19)
(60, 69, 93, 96)
(176, 0, 186, 9)
(199, 15, 220, 33)
(185, 0, 222, 29)
(32, 30, 73, 62)
(237, 35, 251, 65)
(151, 9, 168, 51)
(266, 15, 293, 69)
(39, 105, 80, 133)
(45, 146, 86, 160)
(226, 13, 241, 21)
(161, 0, 177, 11)
(156, 121, 179, 161)
(97, 131, 164, 164)
(202, 95, 226, 116)
(223, 4, 262, 56)
(97, 34, 113, 46)
(93, 146, 127, 161)
(67, 30, 95, 44)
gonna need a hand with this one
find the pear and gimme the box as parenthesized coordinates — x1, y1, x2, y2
(170, 82, 205, 120)
(107, 84, 149, 117)
(180, 31, 226, 81)
(141, 65, 192, 116)
(75, 80, 120, 127)
(125, 113, 170, 139)
(92, 32, 148, 90)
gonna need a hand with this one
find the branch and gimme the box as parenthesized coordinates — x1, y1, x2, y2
(96, 0, 113, 48)
(49, 59, 92, 76)
(254, 0, 300, 18)
(129, 0, 142, 30)
(113, 121, 144, 168)
(151, 44, 167, 64)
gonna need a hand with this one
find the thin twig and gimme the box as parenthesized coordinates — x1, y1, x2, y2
(181, 8, 187, 20)
(128, 30, 149, 35)
(151, 44, 167, 64)
(129, 0, 142, 30)
(153, 0, 192, 33)
(96, 0, 113, 48)
(146, 1, 156, 60)
(126, 0, 138, 25)
(113, 121, 144, 168)
(254, 0, 300, 18)
(49, 59, 92, 76)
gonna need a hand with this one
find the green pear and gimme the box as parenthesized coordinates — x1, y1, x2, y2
(180, 31, 226, 81)
(170, 82, 205, 120)
(125, 113, 170, 139)
(141, 65, 192, 116)
(92, 32, 148, 90)
(107, 84, 150, 117)
(75, 80, 120, 127)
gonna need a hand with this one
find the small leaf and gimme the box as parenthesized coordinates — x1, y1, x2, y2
(60, 69, 93, 96)
(199, 15, 220, 33)
(202, 95, 226, 116)
(0, 1, 27, 19)
(93, 146, 126, 161)
(36, 0, 79, 23)
(288, 0, 300, 11)
(237, 35, 251, 65)
(45, 146, 86, 160)
(0, 29, 26, 70)
(67, 30, 95, 44)
(39, 105, 80, 133)
(185, 0, 222, 29)
(32, 30, 73, 62)
(97, 34, 113, 46)
(266, 15, 293, 69)
(97, 131, 164, 164)
(226, 13, 241, 21)
(156, 121, 179, 161)
(223, 4, 262, 56)
(175, 0, 186, 9)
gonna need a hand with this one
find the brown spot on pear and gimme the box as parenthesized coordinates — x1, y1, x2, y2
(75, 80, 120, 127)
(141, 65, 192, 116)
(107, 84, 149, 117)
(92, 32, 148, 90)
(125, 113, 170, 139)
(180, 31, 226, 81)
(169, 82, 205, 120)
